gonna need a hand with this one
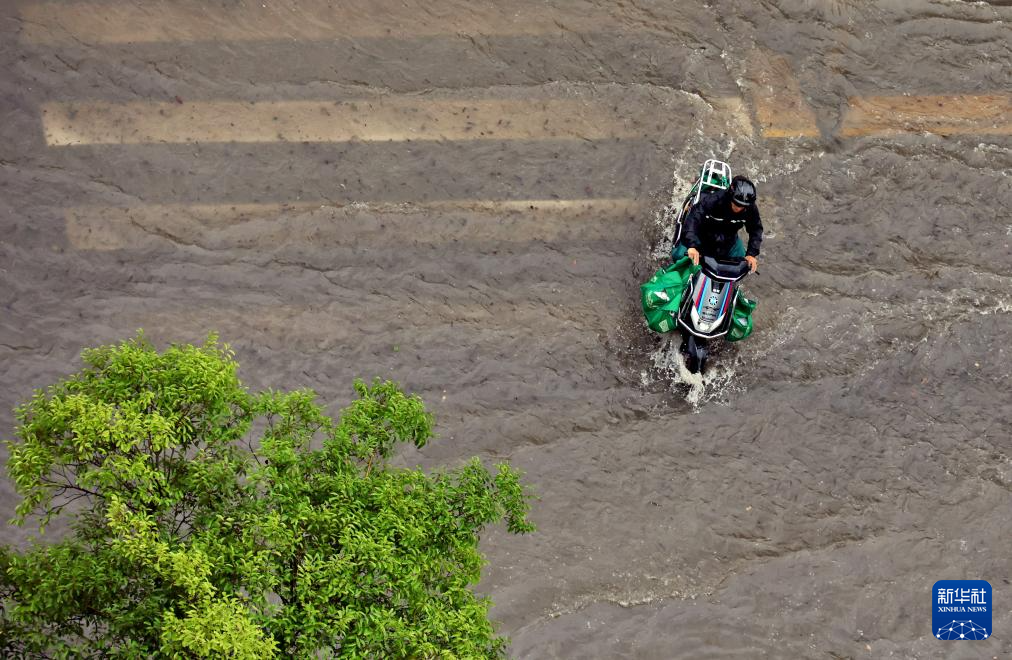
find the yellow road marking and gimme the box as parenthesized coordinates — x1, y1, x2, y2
(839, 95, 1012, 137)
(64, 199, 643, 250)
(743, 51, 820, 139)
(21, 1, 614, 45)
(42, 98, 651, 145)
(740, 48, 1008, 139)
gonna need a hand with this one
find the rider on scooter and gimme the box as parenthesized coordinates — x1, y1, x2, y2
(672, 176, 763, 273)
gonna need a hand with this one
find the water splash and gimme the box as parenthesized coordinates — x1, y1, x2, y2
(648, 337, 745, 409)
(649, 203, 681, 261)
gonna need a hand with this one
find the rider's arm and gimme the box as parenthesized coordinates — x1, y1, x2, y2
(681, 199, 707, 250)
(745, 207, 764, 257)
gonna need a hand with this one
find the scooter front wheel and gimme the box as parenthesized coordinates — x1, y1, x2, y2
(685, 334, 708, 374)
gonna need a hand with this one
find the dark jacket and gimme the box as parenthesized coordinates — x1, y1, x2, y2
(680, 189, 763, 257)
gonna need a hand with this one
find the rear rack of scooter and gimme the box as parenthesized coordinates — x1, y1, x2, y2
(690, 159, 732, 205)
(671, 158, 732, 243)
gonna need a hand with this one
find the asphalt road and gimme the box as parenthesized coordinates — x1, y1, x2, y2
(2, 1, 1011, 657)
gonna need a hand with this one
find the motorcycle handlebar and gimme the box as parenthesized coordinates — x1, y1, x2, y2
(700, 255, 752, 279)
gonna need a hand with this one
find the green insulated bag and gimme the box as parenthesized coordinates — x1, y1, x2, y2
(726, 294, 757, 342)
(640, 256, 699, 333)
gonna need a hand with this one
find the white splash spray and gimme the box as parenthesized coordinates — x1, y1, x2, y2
(648, 338, 744, 409)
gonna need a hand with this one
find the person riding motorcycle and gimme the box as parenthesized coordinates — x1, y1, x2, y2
(671, 175, 763, 273)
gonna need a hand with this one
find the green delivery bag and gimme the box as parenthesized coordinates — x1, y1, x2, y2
(687, 167, 730, 200)
(726, 294, 757, 342)
(640, 256, 699, 333)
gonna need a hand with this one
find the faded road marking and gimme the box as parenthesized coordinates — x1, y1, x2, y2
(744, 51, 820, 139)
(839, 95, 1012, 137)
(43, 98, 654, 145)
(64, 199, 644, 250)
(85, 298, 620, 350)
(708, 96, 755, 139)
(21, 1, 617, 45)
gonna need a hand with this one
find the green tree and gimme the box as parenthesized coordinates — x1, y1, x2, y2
(0, 334, 534, 658)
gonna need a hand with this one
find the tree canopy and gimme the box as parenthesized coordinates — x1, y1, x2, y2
(0, 334, 534, 658)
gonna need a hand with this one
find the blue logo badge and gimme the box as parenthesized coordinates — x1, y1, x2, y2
(933, 580, 992, 640)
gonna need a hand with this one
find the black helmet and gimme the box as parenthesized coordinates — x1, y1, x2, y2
(730, 176, 757, 207)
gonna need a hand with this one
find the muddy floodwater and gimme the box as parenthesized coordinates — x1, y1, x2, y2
(2, 0, 1011, 657)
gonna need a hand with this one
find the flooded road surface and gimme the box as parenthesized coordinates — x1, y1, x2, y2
(2, 0, 1011, 657)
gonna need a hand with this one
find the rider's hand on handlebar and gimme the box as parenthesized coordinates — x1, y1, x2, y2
(745, 255, 758, 273)
(687, 247, 700, 266)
